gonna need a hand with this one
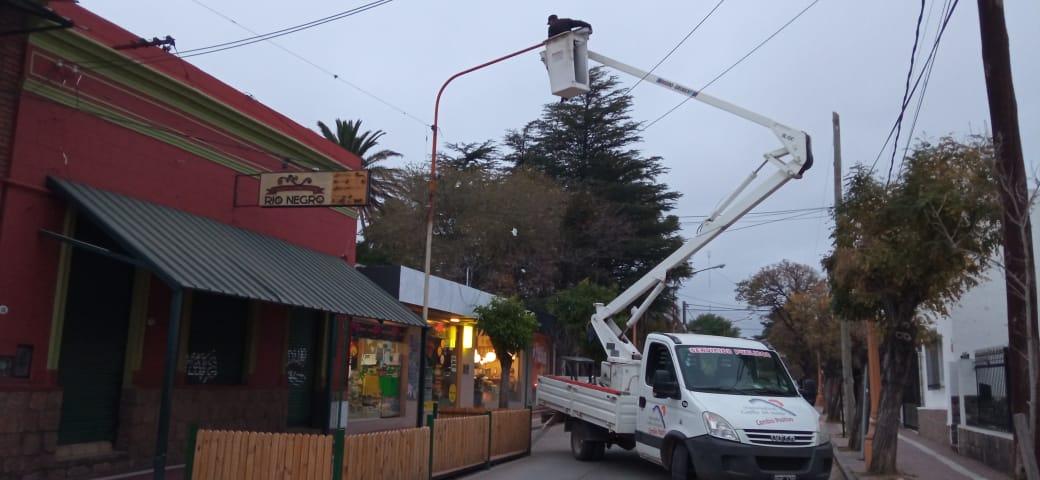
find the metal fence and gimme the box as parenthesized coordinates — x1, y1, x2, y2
(965, 346, 1011, 433)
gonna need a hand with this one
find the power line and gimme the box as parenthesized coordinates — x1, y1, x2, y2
(623, 0, 728, 95)
(868, 0, 960, 175)
(641, 0, 821, 132)
(885, 0, 928, 185)
(898, 0, 952, 172)
(677, 294, 754, 310)
(718, 210, 827, 232)
(676, 206, 829, 219)
(186, 0, 430, 128)
(77, 0, 392, 70)
(679, 210, 825, 229)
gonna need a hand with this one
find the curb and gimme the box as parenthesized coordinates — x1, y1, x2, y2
(833, 451, 859, 480)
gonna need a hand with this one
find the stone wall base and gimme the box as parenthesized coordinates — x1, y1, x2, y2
(957, 424, 1014, 477)
(1, 387, 288, 479)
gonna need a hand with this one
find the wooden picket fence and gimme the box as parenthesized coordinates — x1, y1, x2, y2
(490, 409, 531, 459)
(342, 427, 429, 480)
(431, 416, 489, 476)
(190, 430, 332, 480)
(186, 408, 531, 480)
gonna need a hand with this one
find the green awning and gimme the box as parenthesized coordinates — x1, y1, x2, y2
(48, 177, 423, 327)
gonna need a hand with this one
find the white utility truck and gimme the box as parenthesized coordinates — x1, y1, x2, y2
(535, 30, 832, 480)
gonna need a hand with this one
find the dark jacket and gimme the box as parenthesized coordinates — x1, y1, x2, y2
(548, 18, 592, 37)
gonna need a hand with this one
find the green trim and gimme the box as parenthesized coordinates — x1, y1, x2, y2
(30, 29, 349, 172)
(122, 269, 151, 386)
(25, 78, 258, 175)
(23, 78, 359, 219)
(185, 424, 199, 480)
(176, 291, 194, 373)
(46, 210, 76, 370)
(331, 428, 345, 480)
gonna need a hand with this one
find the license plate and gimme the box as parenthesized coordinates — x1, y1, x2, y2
(773, 475, 796, 480)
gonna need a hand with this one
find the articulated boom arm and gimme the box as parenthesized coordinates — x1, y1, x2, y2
(585, 50, 813, 363)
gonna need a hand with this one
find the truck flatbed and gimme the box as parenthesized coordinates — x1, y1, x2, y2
(536, 375, 637, 434)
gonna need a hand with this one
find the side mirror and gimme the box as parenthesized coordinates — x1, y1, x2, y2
(652, 370, 680, 399)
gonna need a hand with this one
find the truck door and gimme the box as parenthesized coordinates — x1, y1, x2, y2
(636, 341, 682, 462)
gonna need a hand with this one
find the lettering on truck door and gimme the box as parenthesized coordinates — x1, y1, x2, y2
(636, 341, 681, 462)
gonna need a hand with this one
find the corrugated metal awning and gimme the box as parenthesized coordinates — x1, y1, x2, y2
(48, 177, 423, 327)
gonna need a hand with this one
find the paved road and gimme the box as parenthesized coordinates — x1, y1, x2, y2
(462, 427, 668, 480)
(463, 427, 842, 480)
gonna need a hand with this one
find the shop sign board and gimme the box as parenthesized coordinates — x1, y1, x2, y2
(258, 171, 369, 207)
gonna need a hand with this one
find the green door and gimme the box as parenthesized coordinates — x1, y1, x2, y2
(57, 220, 135, 445)
(287, 309, 322, 427)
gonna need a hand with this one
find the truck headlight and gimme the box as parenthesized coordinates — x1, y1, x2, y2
(817, 427, 831, 445)
(702, 411, 739, 442)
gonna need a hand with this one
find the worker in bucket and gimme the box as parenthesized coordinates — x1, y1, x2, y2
(547, 14, 592, 37)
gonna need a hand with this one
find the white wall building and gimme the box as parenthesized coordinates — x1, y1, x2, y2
(913, 209, 1040, 475)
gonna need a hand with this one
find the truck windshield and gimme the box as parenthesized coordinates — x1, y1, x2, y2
(675, 346, 798, 396)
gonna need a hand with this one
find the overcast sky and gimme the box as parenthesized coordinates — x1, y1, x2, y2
(81, 0, 1039, 337)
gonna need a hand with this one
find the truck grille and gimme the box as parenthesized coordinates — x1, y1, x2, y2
(743, 429, 814, 446)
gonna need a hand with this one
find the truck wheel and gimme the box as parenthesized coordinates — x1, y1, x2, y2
(670, 445, 694, 480)
(570, 424, 605, 461)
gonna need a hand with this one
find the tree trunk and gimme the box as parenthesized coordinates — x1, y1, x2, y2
(498, 350, 512, 409)
(848, 370, 864, 451)
(869, 311, 919, 474)
(826, 377, 843, 422)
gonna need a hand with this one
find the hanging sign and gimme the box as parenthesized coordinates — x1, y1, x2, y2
(258, 171, 369, 207)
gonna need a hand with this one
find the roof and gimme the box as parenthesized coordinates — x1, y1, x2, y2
(45, 2, 361, 170)
(663, 333, 772, 350)
(48, 177, 424, 327)
(360, 265, 496, 318)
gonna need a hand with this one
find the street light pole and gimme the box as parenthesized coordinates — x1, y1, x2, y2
(421, 39, 547, 328)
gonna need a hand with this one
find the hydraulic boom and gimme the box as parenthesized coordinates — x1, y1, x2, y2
(581, 46, 813, 367)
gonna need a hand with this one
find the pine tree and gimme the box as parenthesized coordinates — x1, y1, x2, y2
(505, 67, 689, 294)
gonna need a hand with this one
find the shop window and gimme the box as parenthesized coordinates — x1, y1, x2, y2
(185, 293, 248, 385)
(474, 333, 521, 408)
(429, 324, 459, 408)
(348, 322, 406, 419)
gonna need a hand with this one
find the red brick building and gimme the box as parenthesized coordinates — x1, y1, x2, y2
(0, 2, 424, 478)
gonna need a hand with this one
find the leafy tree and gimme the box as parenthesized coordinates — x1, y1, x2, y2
(317, 119, 402, 233)
(474, 297, 539, 408)
(362, 164, 567, 298)
(546, 280, 619, 359)
(687, 313, 741, 337)
(735, 260, 822, 372)
(824, 136, 1001, 474)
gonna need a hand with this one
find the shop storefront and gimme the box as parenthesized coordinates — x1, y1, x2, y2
(361, 265, 539, 411)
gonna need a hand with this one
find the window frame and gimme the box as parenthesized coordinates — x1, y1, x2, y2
(643, 341, 678, 387)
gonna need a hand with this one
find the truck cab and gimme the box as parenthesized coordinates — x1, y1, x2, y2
(631, 333, 832, 479)
(538, 333, 833, 479)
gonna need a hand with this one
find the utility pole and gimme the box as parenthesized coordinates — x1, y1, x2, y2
(834, 112, 856, 437)
(977, 0, 1040, 468)
(682, 301, 688, 330)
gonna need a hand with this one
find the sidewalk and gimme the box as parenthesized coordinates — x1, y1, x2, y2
(825, 420, 1010, 480)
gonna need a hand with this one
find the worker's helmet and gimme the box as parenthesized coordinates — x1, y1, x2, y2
(547, 14, 558, 24)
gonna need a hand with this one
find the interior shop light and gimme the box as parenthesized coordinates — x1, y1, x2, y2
(462, 325, 474, 349)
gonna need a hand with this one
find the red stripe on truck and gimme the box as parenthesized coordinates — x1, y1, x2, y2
(545, 375, 623, 395)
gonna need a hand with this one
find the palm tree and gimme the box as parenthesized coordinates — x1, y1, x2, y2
(317, 119, 402, 234)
